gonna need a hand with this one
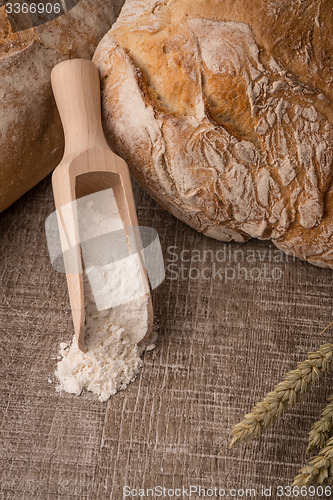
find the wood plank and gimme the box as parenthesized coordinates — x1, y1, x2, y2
(1, 176, 333, 498)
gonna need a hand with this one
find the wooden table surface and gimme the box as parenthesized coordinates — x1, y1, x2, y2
(1, 175, 333, 499)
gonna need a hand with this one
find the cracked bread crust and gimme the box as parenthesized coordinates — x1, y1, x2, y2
(94, 0, 333, 267)
(0, 1, 118, 212)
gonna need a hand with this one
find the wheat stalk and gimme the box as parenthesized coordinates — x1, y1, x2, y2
(320, 321, 333, 336)
(293, 436, 333, 487)
(307, 395, 333, 454)
(229, 343, 333, 448)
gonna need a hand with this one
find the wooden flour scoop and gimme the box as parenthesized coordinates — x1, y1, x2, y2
(51, 59, 153, 352)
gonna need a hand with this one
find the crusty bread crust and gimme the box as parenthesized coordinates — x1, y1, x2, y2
(0, 1, 118, 212)
(94, 0, 333, 267)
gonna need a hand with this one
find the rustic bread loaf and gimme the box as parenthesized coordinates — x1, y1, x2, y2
(94, 0, 333, 268)
(0, 1, 124, 213)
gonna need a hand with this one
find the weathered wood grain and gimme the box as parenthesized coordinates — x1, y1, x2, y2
(1, 175, 333, 499)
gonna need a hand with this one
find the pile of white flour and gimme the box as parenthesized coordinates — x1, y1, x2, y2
(55, 322, 143, 402)
(54, 189, 152, 402)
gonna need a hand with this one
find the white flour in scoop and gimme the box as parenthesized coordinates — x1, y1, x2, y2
(54, 190, 153, 402)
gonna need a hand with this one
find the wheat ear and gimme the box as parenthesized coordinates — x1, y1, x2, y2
(293, 436, 333, 487)
(229, 344, 333, 448)
(307, 395, 333, 454)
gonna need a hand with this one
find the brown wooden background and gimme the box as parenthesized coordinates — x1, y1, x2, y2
(1, 174, 333, 499)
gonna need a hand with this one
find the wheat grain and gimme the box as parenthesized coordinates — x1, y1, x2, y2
(229, 344, 333, 448)
(293, 436, 333, 487)
(307, 395, 333, 454)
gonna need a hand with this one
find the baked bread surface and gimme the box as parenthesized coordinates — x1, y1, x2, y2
(94, 0, 333, 267)
(0, 1, 118, 212)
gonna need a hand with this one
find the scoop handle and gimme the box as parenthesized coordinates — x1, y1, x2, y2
(51, 59, 107, 157)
